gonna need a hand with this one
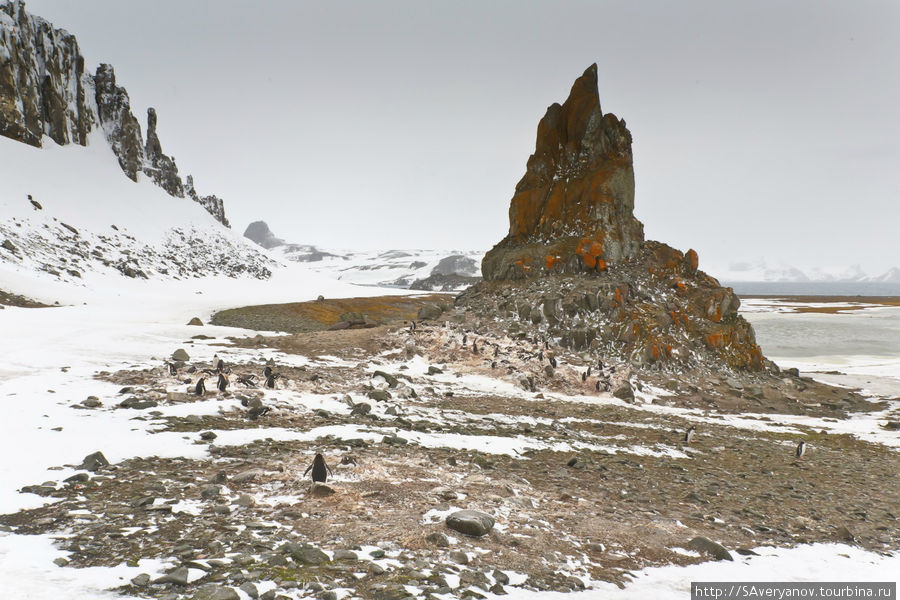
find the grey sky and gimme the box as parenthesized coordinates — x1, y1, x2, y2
(23, 0, 900, 273)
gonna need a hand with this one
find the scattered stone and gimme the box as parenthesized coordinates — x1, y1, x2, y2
(333, 549, 358, 561)
(367, 389, 392, 402)
(426, 532, 450, 547)
(382, 434, 408, 446)
(236, 494, 255, 508)
(427, 366, 443, 375)
(239, 582, 259, 599)
(1, 239, 17, 253)
(52, 557, 69, 567)
(64, 472, 90, 484)
(612, 380, 634, 402)
(350, 402, 372, 416)
(310, 482, 336, 497)
(200, 484, 221, 499)
(368, 562, 386, 575)
(369, 549, 386, 559)
(687, 536, 733, 561)
(446, 510, 495, 537)
(319, 592, 337, 600)
(192, 584, 240, 600)
(187, 317, 203, 326)
(289, 545, 330, 565)
(417, 304, 443, 320)
(82, 396, 101, 408)
(200, 431, 217, 441)
(232, 469, 264, 484)
(153, 566, 189, 585)
(449, 550, 469, 564)
(372, 370, 399, 387)
(490, 583, 508, 595)
(79, 451, 109, 472)
(131, 573, 151, 587)
(492, 570, 509, 585)
(172, 348, 190, 361)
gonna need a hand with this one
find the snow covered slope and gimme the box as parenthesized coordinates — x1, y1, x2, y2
(0, 133, 282, 302)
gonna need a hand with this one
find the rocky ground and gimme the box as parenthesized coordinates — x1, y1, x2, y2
(2, 296, 898, 600)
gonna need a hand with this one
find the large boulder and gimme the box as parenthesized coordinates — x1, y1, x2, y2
(445, 509, 495, 537)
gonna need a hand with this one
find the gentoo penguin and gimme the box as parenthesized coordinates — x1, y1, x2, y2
(491, 361, 497, 369)
(595, 380, 601, 392)
(216, 358, 225, 372)
(193, 377, 206, 396)
(494, 346, 499, 358)
(166, 362, 177, 376)
(304, 453, 333, 483)
(462, 333, 468, 345)
(581, 370, 587, 382)
(472, 341, 478, 354)
(684, 426, 696, 444)
(587, 366, 592, 377)
(265, 372, 277, 389)
(598, 359, 604, 371)
(263, 365, 273, 379)
(796, 440, 807, 459)
(549, 356, 558, 369)
(217, 372, 228, 392)
(409, 320, 416, 333)
(538, 351, 544, 363)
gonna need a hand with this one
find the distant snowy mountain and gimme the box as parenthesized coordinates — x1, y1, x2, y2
(710, 259, 898, 284)
(242, 221, 484, 291)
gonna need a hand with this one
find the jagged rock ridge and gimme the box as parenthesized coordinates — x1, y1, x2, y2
(0, 2, 228, 226)
(482, 64, 643, 280)
(461, 65, 765, 371)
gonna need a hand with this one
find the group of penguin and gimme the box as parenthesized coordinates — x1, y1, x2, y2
(166, 355, 282, 397)
(412, 321, 810, 460)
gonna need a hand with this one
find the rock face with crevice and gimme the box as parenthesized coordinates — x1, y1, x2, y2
(462, 64, 765, 371)
(0, 2, 229, 226)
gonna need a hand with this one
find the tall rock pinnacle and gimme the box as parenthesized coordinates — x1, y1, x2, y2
(482, 64, 644, 280)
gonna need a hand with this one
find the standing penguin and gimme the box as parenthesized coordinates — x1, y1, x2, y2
(193, 377, 206, 396)
(548, 355, 558, 369)
(265, 372, 277, 389)
(216, 358, 225, 372)
(581, 370, 587, 382)
(796, 440, 807, 459)
(166, 361, 177, 376)
(304, 453, 333, 483)
(472, 341, 478, 354)
(217, 372, 229, 393)
(684, 426, 696, 444)
(263, 365, 273, 379)
(462, 333, 468, 345)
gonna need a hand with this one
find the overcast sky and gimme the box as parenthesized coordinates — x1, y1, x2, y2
(23, 0, 900, 274)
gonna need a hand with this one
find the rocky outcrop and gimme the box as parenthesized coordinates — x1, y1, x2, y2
(460, 65, 765, 371)
(243, 221, 285, 249)
(0, 2, 229, 226)
(482, 64, 643, 281)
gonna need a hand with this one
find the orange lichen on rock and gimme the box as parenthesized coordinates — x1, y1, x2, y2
(576, 237, 605, 269)
(515, 256, 533, 274)
(686, 248, 699, 271)
(706, 333, 725, 348)
(545, 255, 560, 270)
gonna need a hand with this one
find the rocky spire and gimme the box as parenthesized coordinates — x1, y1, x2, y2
(482, 64, 644, 280)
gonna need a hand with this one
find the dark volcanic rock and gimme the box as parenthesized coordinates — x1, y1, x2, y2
(458, 64, 765, 372)
(687, 536, 733, 561)
(0, 4, 230, 227)
(482, 64, 643, 281)
(445, 509, 495, 537)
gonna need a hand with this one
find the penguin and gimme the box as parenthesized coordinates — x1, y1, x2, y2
(684, 426, 696, 444)
(595, 380, 601, 392)
(491, 361, 497, 369)
(538, 351, 544, 363)
(598, 359, 605, 371)
(796, 440, 807, 459)
(472, 341, 478, 354)
(304, 453, 333, 483)
(193, 377, 206, 396)
(263, 365, 273, 379)
(216, 358, 225, 372)
(409, 320, 416, 333)
(581, 370, 587, 382)
(265, 372, 277, 389)
(544, 340, 549, 350)
(166, 361, 177, 376)
(217, 372, 228, 393)
(237, 374, 257, 387)
(549, 356, 558, 369)
(587, 366, 592, 377)
(494, 346, 499, 358)
(462, 334, 468, 345)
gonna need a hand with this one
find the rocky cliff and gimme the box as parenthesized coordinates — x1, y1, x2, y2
(0, 1, 229, 227)
(482, 64, 644, 280)
(461, 65, 765, 372)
